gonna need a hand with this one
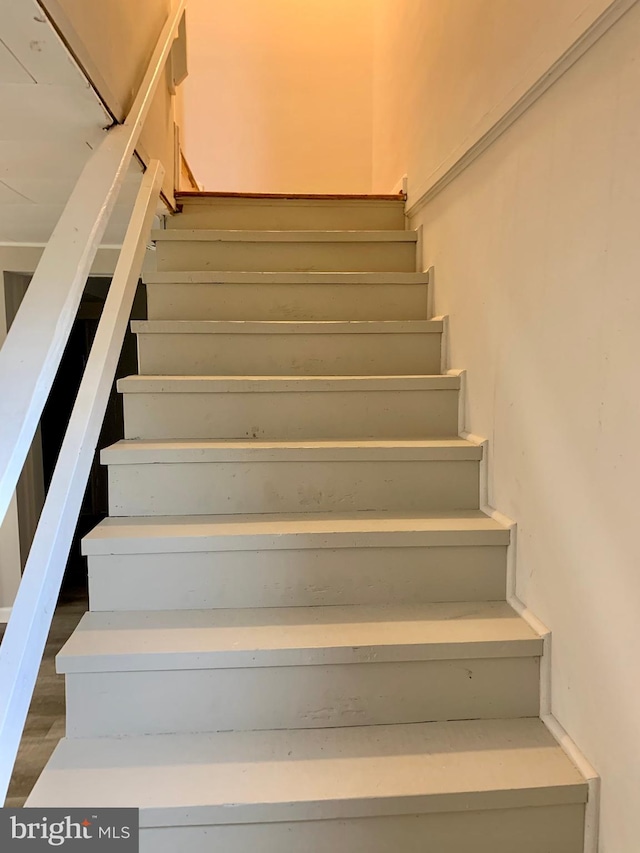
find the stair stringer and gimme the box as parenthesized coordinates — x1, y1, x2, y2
(445, 368, 600, 853)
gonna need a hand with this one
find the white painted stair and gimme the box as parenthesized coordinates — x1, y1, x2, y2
(131, 319, 444, 375)
(119, 375, 461, 440)
(102, 438, 482, 516)
(27, 193, 588, 852)
(27, 720, 585, 853)
(144, 271, 430, 321)
(83, 511, 510, 609)
(60, 601, 542, 738)
(152, 229, 419, 273)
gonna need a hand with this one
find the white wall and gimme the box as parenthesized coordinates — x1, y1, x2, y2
(181, 0, 373, 193)
(373, 2, 640, 850)
(372, 0, 625, 197)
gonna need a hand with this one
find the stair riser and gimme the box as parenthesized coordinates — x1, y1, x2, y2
(140, 806, 586, 853)
(87, 546, 508, 611)
(122, 389, 458, 440)
(107, 459, 481, 516)
(155, 240, 417, 273)
(135, 332, 442, 375)
(65, 657, 540, 737)
(147, 282, 428, 321)
(170, 201, 406, 231)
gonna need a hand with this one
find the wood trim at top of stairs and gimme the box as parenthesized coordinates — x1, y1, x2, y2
(175, 192, 407, 201)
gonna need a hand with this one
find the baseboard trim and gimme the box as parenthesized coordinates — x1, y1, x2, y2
(458, 427, 599, 853)
(0, 607, 12, 624)
(424, 265, 435, 320)
(406, 0, 640, 217)
(543, 713, 601, 853)
(435, 316, 449, 373)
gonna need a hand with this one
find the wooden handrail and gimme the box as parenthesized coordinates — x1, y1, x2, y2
(0, 0, 185, 528)
(0, 162, 165, 802)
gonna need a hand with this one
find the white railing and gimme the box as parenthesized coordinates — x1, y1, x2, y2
(0, 1, 185, 801)
(0, 0, 184, 525)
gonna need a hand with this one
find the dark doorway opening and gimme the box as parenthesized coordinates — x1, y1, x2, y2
(4, 274, 147, 595)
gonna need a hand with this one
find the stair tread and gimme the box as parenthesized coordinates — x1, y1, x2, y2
(57, 601, 541, 673)
(151, 229, 418, 242)
(101, 438, 482, 465)
(117, 374, 460, 393)
(82, 509, 509, 554)
(131, 319, 442, 334)
(26, 718, 587, 825)
(144, 270, 430, 284)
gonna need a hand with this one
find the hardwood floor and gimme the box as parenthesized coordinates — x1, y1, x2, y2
(2, 587, 87, 806)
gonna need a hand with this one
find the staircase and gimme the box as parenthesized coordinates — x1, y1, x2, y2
(27, 193, 588, 851)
